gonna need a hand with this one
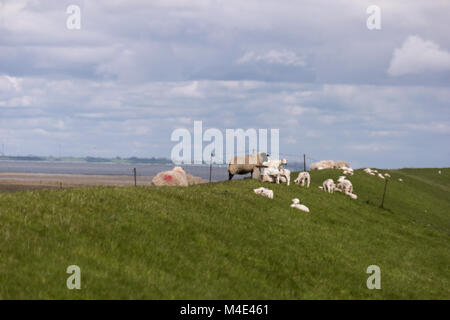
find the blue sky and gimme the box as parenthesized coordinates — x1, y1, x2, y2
(0, 0, 449, 168)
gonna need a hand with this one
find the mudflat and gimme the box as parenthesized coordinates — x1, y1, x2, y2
(0, 173, 153, 191)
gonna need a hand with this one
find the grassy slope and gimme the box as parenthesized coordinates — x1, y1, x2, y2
(0, 168, 448, 299)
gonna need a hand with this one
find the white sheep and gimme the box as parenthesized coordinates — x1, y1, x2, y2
(261, 159, 290, 186)
(347, 192, 358, 200)
(378, 173, 385, 179)
(322, 179, 335, 193)
(336, 176, 353, 194)
(342, 166, 354, 176)
(280, 168, 291, 186)
(262, 158, 287, 169)
(253, 187, 273, 199)
(343, 169, 354, 176)
(398, 178, 403, 182)
(294, 171, 310, 187)
(290, 198, 310, 213)
(384, 173, 391, 178)
(364, 168, 376, 176)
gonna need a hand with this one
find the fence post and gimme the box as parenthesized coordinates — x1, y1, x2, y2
(133, 168, 137, 187)
(303, 154, 306, 172)
(380, 179, 388, 208)
(209, 152, 214, 183)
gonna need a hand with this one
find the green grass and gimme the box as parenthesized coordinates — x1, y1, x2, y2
(0, 168, 449, 299)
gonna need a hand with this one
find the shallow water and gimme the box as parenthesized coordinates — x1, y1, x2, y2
(0, 160, 303, 182)
(0, 161, 231, 182)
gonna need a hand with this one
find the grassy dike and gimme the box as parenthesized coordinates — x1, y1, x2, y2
(0, 168, 449, 299)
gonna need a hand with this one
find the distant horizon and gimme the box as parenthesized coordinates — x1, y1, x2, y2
(0, 154, 448, 170)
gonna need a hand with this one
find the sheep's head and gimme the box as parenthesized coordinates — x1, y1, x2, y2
(173, 166, 185, 173)
(281, 159, 287, 165)
(292, 198, 300, 204)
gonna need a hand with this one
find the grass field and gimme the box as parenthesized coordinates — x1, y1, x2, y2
(0, 168, 449, 299)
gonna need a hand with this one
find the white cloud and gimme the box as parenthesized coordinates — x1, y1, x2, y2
(170, 81, 204, 98)
(0, 96, 32, 107)
(237, 50, 306, 67)
(346, 143, 393, 152)
(405, 122, 450, 134)
(388, 36, 450, 76)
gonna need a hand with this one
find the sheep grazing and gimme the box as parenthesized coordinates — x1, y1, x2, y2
(227, 152, 268, 180)
(294, 171, 311, 187)
(336, 176, 353, 194)
(290, 198, 310, 213)
(398, 178, 403, 182)
(378, 173, 385, 179)
(253, 187, 273, 199)
(322, 179, 336, 193)
(384, 173, 391, 178)
(438, 170, 442, 175)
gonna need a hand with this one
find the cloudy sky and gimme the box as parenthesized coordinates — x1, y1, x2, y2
(0, 0, 449, 168)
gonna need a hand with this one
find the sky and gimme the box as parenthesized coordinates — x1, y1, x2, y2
(0, 0, 449, 168)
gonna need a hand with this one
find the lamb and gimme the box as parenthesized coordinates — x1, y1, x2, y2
(347, 193, 358, 200)
(384, 173, 391, 178)
(342, 167, 354, 176)
(279, 168, 291, 186)
(263, 167, 291, 186)
(378, 173, 385, 179)
(322, 179, 335, 193)
(336, 176, 353, 194)
(261, 158, 290, 185)
(262, 158, 287, 169)
(227, 152, 268, 180)
(253, 187, 273, 199)
(290, 198, 310, 213)
(398, 178, 403, 182)
(364, 168, 376, 176)
(294, 171, 310, 187)
(334, 176, 357, 199)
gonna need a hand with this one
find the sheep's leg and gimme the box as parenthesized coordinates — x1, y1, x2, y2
(228, 172, 233, 180)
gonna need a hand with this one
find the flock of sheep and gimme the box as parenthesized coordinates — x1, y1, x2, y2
(236, 155, 404, 214)
(251, 159, 359, 212)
